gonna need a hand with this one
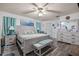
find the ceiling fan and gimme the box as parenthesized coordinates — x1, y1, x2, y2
(23, 3, 61, 16)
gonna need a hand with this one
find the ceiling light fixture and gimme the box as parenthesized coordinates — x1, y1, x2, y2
(43, 12, 46, 14)
(37, 7, 46, 16)
(38, 11, 46, 16)
(38, 13, 43, 16)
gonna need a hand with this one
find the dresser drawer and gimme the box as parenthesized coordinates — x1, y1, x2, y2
(5, 38, 15, 41)
(58, 35, 63, 38)
(60, 38, 64, 41)
(59, 35, 72, 43)
(5, 35, 16, 45)
(58, 36, 65, 41)
(5, 40, 16, 45)
(58, 36, 63, 41)
(71, 37, 79, 42)
(5, 41, 16, 44)
(5, 37, 15, 40)
(62, 35, 73, 40)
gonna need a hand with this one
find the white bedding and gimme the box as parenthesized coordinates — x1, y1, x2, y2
(17, 33, 50, 55)
(19, 33, 49, 40)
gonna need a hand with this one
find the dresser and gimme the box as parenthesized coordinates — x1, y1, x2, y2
(57, 32, 79, 45)
(57, 19, 79, 45)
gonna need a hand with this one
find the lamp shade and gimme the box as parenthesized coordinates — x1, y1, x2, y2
(9, 26, 14, 30)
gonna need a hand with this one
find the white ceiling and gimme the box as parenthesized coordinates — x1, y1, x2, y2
(0, 3, 79, 21)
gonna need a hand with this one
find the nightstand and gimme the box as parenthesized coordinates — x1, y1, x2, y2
(5, 35, 16, 46)
(2, 35, 16, 55)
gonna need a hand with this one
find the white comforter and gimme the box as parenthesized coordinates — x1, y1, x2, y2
(17, 33, 49, 44)
(19, 33, 49, 40)
(17, 33, 50, 55)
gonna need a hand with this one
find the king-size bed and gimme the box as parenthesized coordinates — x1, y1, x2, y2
(16, 26, 52, 55)
(17, 33, 51, 55)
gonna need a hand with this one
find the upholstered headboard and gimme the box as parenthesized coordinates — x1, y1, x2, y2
(16, 25, 36, 35)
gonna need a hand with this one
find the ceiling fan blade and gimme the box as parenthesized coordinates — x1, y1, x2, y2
(32, 3, 38, 7)
(43, 3, 48, 7)
(46, 10, 61, 13)
(23, 10, 35, 14)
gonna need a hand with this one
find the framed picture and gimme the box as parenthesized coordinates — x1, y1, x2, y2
(20, 19, 34, 26)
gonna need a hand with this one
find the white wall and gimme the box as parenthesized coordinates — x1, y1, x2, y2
(41, 19, 60, 38)
(41, 12, 79, 39)
(0, 11, 37, 38)
(60, 12, 79, 21)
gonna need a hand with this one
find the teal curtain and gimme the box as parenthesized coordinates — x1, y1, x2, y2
(36, 21, 41, 33)
(2, 16, 16, 36)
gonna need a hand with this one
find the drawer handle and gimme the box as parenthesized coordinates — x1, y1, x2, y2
(72, 38, 75, 39)
(72, 34, 75, 36)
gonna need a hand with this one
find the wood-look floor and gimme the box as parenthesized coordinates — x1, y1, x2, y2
(2, 45, 20, 56)
(2, 41, 79, 56)
(48, 41, 79, 56)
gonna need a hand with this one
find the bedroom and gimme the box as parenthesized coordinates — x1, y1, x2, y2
(0, 3, 79, 56)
